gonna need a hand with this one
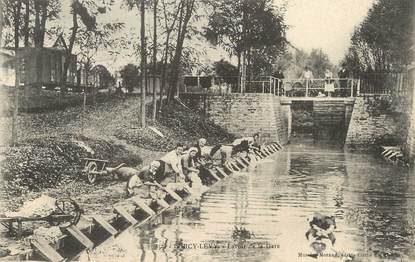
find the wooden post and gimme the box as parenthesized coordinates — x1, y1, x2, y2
(197, 76, 200, 90)
(277, 79, 280, 96)
(357, 78, 361, 96)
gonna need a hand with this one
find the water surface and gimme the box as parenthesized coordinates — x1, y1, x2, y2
(87, 139, 415, 262)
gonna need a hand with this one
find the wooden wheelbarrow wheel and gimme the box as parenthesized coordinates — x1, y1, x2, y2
(86, 161, 98, 184)
(49, 198, 82, 228)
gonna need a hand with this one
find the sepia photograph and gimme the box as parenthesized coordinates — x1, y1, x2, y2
(0, 0, 414, 261)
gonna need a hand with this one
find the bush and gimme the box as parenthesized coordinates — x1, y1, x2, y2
(1, 135, 143, 196)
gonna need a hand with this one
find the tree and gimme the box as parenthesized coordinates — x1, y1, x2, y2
(343, 0, 414, 73)
(119, 63, 140, 93)
(308, 49, 333, 78)
(167, 0, 196, 101)
(139, 0, 146, 127)
(2, 0, 61, 48)
(205, 0, 287, 85)
(151, 0, 158, 122)
(76, 21, 124, 104)
(159, 0, 181, 111)
(214, 59, 237, 79)
(274, 47, 334, 79)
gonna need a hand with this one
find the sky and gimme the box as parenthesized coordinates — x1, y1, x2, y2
(282, 0, 376, 64)
(45, 0, 377, 71)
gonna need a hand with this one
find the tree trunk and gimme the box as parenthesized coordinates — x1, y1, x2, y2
(34, 0, 40, 47)
(237, 51, 241, 92)
(23, 0, 29, 46)
(12, 0, 22, 146)
(152, 0, 158, 122)
(168, 0, 194, 102)
(160, 0, 181, 108)
(139, 0, 146, 127)
(0, 0, 3, 47)
(39, 2, 48, 47)
(61, 2, 78, 96)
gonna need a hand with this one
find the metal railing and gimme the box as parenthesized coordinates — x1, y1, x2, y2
(180, 73, 410, 98)
(243, 77, 358, 97)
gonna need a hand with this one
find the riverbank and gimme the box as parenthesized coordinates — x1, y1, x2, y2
(0, 95, 235, 214)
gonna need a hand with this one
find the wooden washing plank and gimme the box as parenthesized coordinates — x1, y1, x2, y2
(92, 215, 118, 236)
(131, 197, 156, 216)
(65, 225, 94, 250)
(181, 184, 195, 196)
(156, 199, 170, 209)
(215, 167, 228, 177)
(261, 149, 271, 156)
(230, 161, 241, 171)
(240, 157, 251, 166)
(162, 187, 182, 201)
(113, 206, 138, 225)
(31, 236, 64, 262)
(235, 158, 247, 168)
(224, 162, 235, 173)
(208, 169, 221, 180)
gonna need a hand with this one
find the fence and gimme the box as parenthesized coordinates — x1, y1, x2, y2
(359, 73, 409, 96)
(180, 72, 410, 98)
(277, 78, 357, 97)
(181, 76, 239, 94)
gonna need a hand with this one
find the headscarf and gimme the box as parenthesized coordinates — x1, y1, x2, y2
(188, 147, 198, 153)
(150, 161, 161, 168)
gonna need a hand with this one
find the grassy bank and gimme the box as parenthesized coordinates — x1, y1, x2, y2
(0, 96, 234, 212)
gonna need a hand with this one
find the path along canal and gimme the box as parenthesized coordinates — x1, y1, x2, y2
(84, 138, 415, 262)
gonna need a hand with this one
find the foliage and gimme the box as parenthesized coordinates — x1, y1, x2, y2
(342, 0, 414, 73)
(213, 59, 238, 78)
(92, 65, 115, 89)
(308, 49, 334, 78)
(115, 101, 235, 151)
(2, 0, 62, 47)
(274, 48, 335, 79)
(119, 63, 140, 92)
(1, 135, 142, 196)
(205, 0, 287, 75)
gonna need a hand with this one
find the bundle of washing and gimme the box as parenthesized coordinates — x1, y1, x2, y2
(4, 195, 57, 218)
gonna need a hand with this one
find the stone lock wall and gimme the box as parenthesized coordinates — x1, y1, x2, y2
(404, 66, 415, 163)
(179, 93, 290, 144)
(345, 96, 406, 151)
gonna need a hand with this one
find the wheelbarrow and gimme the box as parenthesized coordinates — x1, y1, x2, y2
(0, 198, 82, 239)
(81, 158, 126, 184)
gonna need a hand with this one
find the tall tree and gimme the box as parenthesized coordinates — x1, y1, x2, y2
(151, 0, 158, 121)
(205, 0, 287, 84)
(139, 0, 146, 127)
(343, 0, 414, 73)
(159, 0, 181, 111)
(167, 0, 195, 101)
(76, 22, 124, 104)
(11, 0, 22, 146)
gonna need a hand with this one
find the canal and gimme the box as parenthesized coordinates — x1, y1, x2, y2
(85, 138, 415, 262)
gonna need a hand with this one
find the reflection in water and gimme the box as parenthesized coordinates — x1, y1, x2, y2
(87, 139, 415, 262)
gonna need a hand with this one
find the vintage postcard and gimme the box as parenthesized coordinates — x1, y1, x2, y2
(0, 0, 414, 261)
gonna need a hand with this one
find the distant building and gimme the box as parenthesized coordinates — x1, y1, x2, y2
(0, 49, 15, 87)
(1, 36, 80, 91)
